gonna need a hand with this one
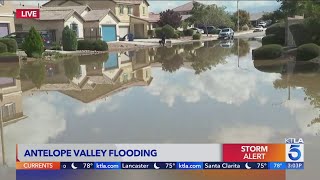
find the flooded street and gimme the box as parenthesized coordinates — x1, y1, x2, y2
(0, 39, 319, 179)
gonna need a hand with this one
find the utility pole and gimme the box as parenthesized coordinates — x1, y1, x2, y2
(237, 0, 240, 32)
(0, 109, 5, 166)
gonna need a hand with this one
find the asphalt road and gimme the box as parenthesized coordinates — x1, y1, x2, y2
(236, 31, 266, 39)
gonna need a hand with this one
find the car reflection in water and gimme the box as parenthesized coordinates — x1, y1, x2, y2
(219, 40, 234, 48)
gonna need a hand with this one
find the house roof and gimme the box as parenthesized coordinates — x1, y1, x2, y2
(148, 12, 160, 23)
(41, 5, 91, 15)
(172, 1, 195, 12)
(113, 0, 149, 6)
(83, 9, 120, 22)
(39, 9, 83, 21)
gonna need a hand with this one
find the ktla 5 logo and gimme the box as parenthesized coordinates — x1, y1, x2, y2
(286, 144, 304, 162)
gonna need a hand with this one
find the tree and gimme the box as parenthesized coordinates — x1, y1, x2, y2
(62, 26, 78, 51)
(158, 9, 182, 29)
(190, 2, 234, 36)
(64, 57, 81, 80)
(232, 10, 250, 30)
(261, 10, 286, 23)
(22, 27, 44, 57)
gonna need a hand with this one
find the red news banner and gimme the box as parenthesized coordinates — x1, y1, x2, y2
(16, 9, 40, 19)
(223, 144, 285, 162)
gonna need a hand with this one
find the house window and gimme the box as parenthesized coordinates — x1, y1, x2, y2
(128, 6, 133, 15)
(70, 23, 79, 37)
(120, 5, 124, 15)
(142, 7, 146, 15)
(2, 103, 16, 119)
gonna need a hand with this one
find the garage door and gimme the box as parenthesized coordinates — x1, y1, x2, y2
(119, 26, 129, 38)
(0, 23, 9, 37)
(101, 25, 116, 42)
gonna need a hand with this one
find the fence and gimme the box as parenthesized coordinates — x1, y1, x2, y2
(84, 27, 102, 40)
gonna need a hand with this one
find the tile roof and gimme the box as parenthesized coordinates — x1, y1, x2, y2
(39, 9, 75, 21)
(181, 14, 192, 21)
(172, 1, 194, 12)
(83, 9, 110, 21)
(148, 12, 160, 23)
(41, 5, 91, 15)
(250, 12, 266, 21)
(113, 0, 149, 6)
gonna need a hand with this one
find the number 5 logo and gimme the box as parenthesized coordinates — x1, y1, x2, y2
(288, 145, 301, 161)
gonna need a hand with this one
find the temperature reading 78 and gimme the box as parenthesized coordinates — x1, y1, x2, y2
(166, 163, 175, 169)
(257, 163, 267, 169)
(83, 162, 94, 169)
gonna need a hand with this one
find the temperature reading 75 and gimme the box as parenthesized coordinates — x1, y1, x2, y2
(166, 163, 175, 168)
(257, 163, 267, 169)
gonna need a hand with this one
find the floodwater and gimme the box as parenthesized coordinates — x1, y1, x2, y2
(0, 39, 319, 180)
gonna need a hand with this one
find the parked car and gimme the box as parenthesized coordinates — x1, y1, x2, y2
(253, 26, 264, 32)
(4, 31, 54, 50)
(258, 22, 267, 28)
(190, 28, 204, 34)
(218, 28, 234, 39)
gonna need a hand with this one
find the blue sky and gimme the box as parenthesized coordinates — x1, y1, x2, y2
(16, 0, 281, 13)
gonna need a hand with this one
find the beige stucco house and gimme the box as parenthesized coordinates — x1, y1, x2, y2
(42, 0, 153, 39)
(15, 5, 120, 42)
(0, 1, 15, 37)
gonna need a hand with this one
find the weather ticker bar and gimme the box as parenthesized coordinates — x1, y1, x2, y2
(16, 162, 304, 170)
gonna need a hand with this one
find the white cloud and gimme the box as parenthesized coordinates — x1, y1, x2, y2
(75, 97, 119, 116)
(0, 94, 66, 167)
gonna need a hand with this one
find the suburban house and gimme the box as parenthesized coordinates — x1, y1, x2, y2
(0, 63, 27, 126)
(250, 12, 265, 27)
(42, 0, 153, 39)
(15, 5, 120, 43)
(172, 1, 196, 30)
(0, 0, 15, 37)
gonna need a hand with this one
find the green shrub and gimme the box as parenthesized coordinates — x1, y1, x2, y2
(155, 28, 162, 38)
(183, 29, 194, 36)
(262, 34, 285, 46)
(266, 23, 285, 36)
(51, 42, 62, 50)
(92, 40, 108, 51)
(147, 30, 155, 38)
(253, 44, 283, 60)
(289, 23, 312, 46)
(0, 42, 8, 53)
(192, 33, 201, 40)
(62, 26, 78, 51)
(22, 27, 44, 57)
(296, 43, 320, 61)
(173, 33, 179, 39)
(161, 25, 175, 38)
(176, 31, 184, 37)
(77, 39, 108, 51)
(304, 17, 320, 46)
(78, 40, 94, 50)
(0, 38, 17, 52)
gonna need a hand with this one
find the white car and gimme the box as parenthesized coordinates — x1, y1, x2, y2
(218, 28, 234, 39)
(258, 22, 267, 28)
(190, 28, 204, 34)
(254, 26, 264, 32)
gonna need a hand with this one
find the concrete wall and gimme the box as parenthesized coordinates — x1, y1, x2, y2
(130, 17, 148, 38)
(285, 16, 304, 47)
(0, 16, 15, 34)
(64, 14, 84, 39)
